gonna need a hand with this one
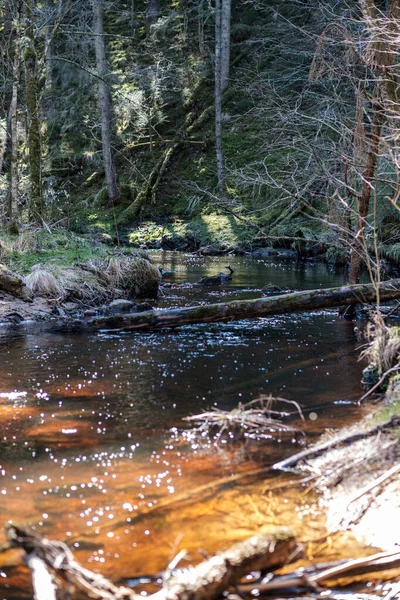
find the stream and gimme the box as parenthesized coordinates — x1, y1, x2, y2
(0, 253, 377, 597)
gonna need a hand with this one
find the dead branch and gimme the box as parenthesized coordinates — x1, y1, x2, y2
(273, 415, 400, 471)
(7, 525, 298, 600)
(238, 549, 400, 594)
(183, 397, 304, 443)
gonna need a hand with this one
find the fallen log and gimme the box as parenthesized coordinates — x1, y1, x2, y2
(6, 525, 298, 600)
(89, 279, 400, 332)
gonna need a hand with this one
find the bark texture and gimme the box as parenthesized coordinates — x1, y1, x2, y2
(93, 0, 119, 202)
(89, 279, 400, 331)
(348, 102, 383, 284)
(146, 0, 159, 28)
(9, 10, 22, 225)
(220, 0, 231, 90)
(25, 0, 44, 223)
(215, 0, 225, 199)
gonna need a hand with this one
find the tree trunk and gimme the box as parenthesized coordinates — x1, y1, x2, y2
(9, 15, 21, 227)
(24, 0, 44, 224)
(131, 0, 135, 44)
(0, 1, 13, 115)
(348, 101, 383, 284)
(92, 0, 119, 203)
(89, 279, 400, 331)
(146, 0, 159, 28)
(220, 0, 231, 90)
(215, 0, 225, 199)
(44, 0, 55, 92)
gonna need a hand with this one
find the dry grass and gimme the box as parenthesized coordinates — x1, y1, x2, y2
(183, 396, 304, 444)
(361, 315, 400, 376)
(23, 253, 161, 304)
(24, 266, 62, 297)
(86, 254, 161, 299)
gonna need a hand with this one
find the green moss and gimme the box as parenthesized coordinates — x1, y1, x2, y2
(0, 230, 110, 274)
(128, 213, 256, 250)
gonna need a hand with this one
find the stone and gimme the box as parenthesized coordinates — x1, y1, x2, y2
(0, 264, 25, 297)
(262, 284, 284, 296)
(108, 299, 135, 312)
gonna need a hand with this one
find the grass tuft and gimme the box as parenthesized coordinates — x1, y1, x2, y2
(24, 266, 62, 297)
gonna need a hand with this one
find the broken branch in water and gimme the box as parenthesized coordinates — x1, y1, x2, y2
(183, 396, 304, 443)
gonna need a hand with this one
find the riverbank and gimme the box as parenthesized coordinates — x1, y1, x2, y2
(276, 388, 400, 552)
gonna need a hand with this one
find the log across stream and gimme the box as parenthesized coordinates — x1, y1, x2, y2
(89, 279, 400, 331)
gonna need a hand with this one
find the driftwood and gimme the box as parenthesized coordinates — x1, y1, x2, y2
(89, 279, 400, 332)
(6, 524, 136, 600)
(183, 397, 303, 442)
(6, 525, 298, 600)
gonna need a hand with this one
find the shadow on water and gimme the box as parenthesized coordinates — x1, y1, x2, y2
(0, 254, 376, 596)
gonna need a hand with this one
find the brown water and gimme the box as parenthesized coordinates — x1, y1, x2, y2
(0, 254, 375, 597)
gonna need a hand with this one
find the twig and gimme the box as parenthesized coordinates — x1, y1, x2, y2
(359, 362, 400, 402)
(273, 415, 400, 471)
(347, 462, 400, 505)
(238, 550, 400, 593)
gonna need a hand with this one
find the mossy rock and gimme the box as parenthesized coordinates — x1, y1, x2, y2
(0, 264, 25, 297)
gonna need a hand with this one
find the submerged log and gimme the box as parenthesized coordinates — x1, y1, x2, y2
(90, 279, 400, 331)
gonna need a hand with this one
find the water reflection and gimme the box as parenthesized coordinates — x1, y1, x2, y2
(0, 254, 372, 596)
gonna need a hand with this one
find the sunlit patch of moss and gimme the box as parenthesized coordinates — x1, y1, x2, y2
(128, 214, 256, 250)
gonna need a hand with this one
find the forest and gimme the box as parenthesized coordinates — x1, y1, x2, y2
(0, 0, 398, 271)
(0, 1, 400, 599)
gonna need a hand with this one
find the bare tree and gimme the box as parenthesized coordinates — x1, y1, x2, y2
(146, 0, 159, 29)
(24, 0, 44, 223)
(220, 0, 231, 91)
(92, 0, 119, 203)
(8, 4, 22, 228)
(215, 0, 225, 199)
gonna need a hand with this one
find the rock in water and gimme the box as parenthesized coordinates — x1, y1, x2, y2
(0, 264, 25, 297)
(196, 266, 234, 285)
(108, 299, 135, 313)
(262, 284, 283, 296)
